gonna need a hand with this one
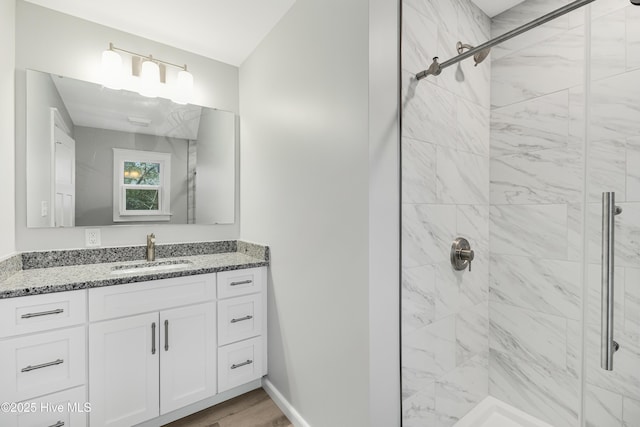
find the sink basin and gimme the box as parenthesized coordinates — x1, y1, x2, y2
(110, 260, 193, 275)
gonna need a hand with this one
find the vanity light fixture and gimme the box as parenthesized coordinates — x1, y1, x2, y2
(101, 43, 194, 103)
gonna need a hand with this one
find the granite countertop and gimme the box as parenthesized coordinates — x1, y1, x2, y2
(0, 241, 269, 299)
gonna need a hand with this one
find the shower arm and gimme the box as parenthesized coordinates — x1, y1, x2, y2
(416, 0, 596, 80)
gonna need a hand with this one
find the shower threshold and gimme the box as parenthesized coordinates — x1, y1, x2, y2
(454, 396, 554, 427)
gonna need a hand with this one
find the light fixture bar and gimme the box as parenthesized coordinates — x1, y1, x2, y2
(107, 42, 189, 71)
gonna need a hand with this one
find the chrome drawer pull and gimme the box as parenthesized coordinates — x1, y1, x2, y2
(48, 421, 65, 427)
(231, 359, 253, 370)
(21, 358, 64, 372)
(152, 322, 156, 355)
(230, 279, 252, 286)
(230, 315, 254, 324)
(164, 320, 169, 351)
(21, 308, 64, 319)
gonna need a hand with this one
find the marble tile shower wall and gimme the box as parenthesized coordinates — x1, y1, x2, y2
(490, 0, 640, 426)
(401, 0, 491, 425)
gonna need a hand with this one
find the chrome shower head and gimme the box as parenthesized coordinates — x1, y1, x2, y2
(632, 0, 640, 5)
(473, 48, 491, 66)
(456, 41, 491, 67)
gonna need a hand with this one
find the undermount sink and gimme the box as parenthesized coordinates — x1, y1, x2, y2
(110, 260, 193, 275)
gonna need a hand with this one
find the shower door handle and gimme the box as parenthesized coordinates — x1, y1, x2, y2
(601, 192, 622, 371)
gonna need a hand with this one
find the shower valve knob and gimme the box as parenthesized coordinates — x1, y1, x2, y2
(451, 238, 474, 272)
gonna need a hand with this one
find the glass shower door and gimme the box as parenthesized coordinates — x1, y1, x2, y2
(583, 3, 640, 426)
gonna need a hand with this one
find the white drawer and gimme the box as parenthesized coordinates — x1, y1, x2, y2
(89, 274, 216, 321)
(218, 294, 262, 346)
(0, 326, 86, 403)
(0, 386, 88, 427)
(0, 291, 87, 338)
(217, 337, 263, 393)
(217, 267, 265, 299)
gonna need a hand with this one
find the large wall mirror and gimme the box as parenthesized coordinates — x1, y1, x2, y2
(25, 69, 236, 228)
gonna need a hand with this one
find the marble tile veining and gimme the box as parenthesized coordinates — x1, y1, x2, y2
(402, 204, 457, 268)
(490, 145, 582, 205)
(489, 349, 579, 427)
(490, 204, 568, 259)
(585, 384, 624, 427)
(628, 6, 640, 71)
(490, 302, 567, 368)
(491, 27, 584, 108)
(591, 9, 626, 82)
(402, 316, 457, 399)
(402, 265, 436, 338)
(402, 138, 437, 204)
(623, 397, 640, 427)
(437, 147, 489, 205)
(489, 254, 581, 320)
(490, 91, 569, 158)
(590, 69, 640, 142)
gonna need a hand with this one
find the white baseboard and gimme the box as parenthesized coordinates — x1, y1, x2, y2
(262, 377, 311, 427)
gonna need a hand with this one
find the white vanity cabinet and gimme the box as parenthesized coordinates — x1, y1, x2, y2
(216, 267, 267, 393)
(0, 290, 88, 427)
(88, 275, 217, 427)
(0, 265, 267, 427)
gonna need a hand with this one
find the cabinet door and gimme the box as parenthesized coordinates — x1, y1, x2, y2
(160, 302, 216, 414)
(89, 313, 159, 427)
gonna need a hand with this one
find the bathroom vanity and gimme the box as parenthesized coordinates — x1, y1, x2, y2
(0, 241, 269, 427)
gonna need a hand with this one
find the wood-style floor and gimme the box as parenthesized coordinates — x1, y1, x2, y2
(163, 388, 293, 427)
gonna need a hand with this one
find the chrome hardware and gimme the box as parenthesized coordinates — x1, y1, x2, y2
(416, 0, 596, 80)
(146, 233, 156, 262)
(231, 359, 253, 370)
(21, 358, 64, 372)
(451, 237, 475, 272)
(230, 279, 252, 286)
(21, 308, 64, 319)
(151, 322, 156, 355)
(164, 319, 169, 351)
(601, 192, 622, 371)
(456, 41, 491, 66)
(48, 422, 65, 427)
(230, 315, 253, 324)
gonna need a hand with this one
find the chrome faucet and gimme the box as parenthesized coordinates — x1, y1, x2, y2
(146, 233, 156, 261)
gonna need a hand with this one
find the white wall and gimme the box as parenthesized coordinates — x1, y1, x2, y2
(15, 1, 240, 250)
(240, 0, 371, 425)
(195, 109, 235, 224)
(0, 0, 16, 259)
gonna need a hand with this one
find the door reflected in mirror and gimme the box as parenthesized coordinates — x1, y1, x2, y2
(25, 69, 236, 228)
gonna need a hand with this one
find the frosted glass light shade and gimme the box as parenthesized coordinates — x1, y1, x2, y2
(139, 60, 160, 98)
(172, 70, 194, 105)
(101, 49, 122, 89)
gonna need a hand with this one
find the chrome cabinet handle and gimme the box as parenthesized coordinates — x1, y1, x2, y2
(48, 421, 65, 427)
(151, 322, 156, 355)
(21, 308, 64, 319)
(231, 359, 253, 370)
(230, 315, 253, 324)
(601, 192, 622, 371)
(21, 358, 64, 372)
(164, 320, 169, 351)
(230, 279, 252, 286)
